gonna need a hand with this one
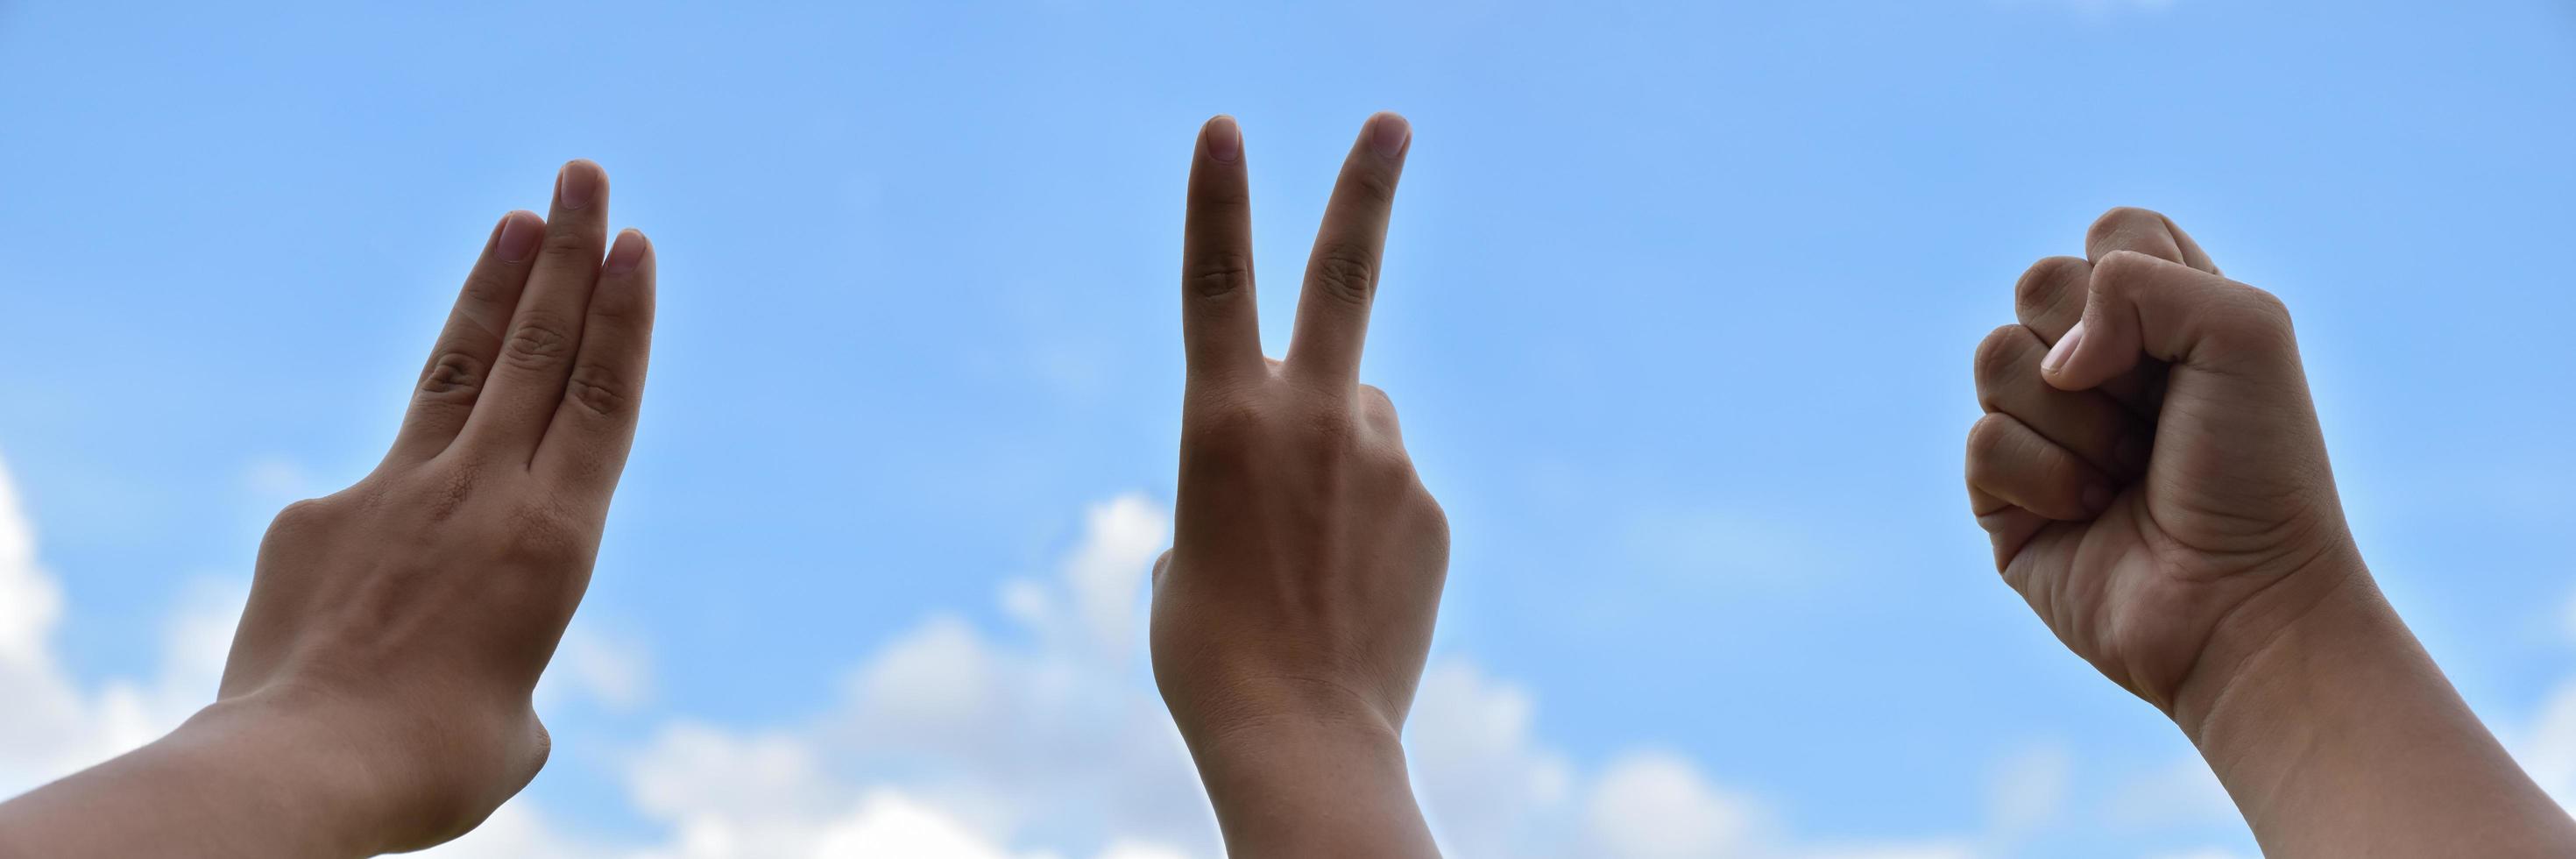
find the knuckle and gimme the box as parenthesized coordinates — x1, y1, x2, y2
(1359, 384, 1398, 414)
(266, 497, 341, 536)
(2211, 285, 2296, 345)
(1308, 244, 1378, 307)
(1187, 253, 1255, 300)
(1412, 489, 1449, 536)
(1971, 325, 2029, 387)
(2238, 284, 2290, 321)
(2013, 256, 2086, 316)
(2088, 250, 2157, 289)
(562, 362, 638, 419)
(1187, 397, 1267, 441)
(584, 289, 646, 325)
(419, 351, 489, 399)
(1362, 444, 1417, 486)
(2088, 205, 2166, 245)
(1181, 399, 1270, 466)
(539, 228, 595, 259)
(1346, 169, 1398, 208)
(457, 274, 516, 314)
(499, 317, 577, 370)
(1964, 414, 2017, 473)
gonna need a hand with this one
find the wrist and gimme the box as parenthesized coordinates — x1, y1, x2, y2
(1185, 714, 1435, 859)
(0, 692, 417, 858)
(1170, 677, 1436, 858)
(2168, 564, 2576, 855)
(186, 680, 530, 854)
(2164, 546, 2372, 737)
(172, 692, 418, 855)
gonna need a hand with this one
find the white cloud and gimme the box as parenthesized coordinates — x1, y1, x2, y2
(1410, 661, 1578, 855)
(2514, 641, 2576, 809)
(2105, 755, 2235, 830)
(239, 455, 322, 500)
(545, 625, 656, 713)
(1985, 742, 2071, 840)
(1583, 752, 1765, 858)
(446, 493, 1212, 859)
(0, 458, 2033, 859)
(0, 451, 240, 796)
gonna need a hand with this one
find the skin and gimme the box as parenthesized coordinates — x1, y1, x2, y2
(1151, 112, 1448, 858)
(0, 160, 656, 858)
(1968, 207, 2576, 856)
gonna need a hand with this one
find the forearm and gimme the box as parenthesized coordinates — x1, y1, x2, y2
(0, 696, 392, 859)
(2181, 570, 2576, 857)
(1186, 716, 1442, 859)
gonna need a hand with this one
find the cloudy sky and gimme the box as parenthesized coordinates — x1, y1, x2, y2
(3, 1, 2573, 857)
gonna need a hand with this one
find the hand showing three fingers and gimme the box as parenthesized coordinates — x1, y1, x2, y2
(1967, 208, 2360, 727)
(0, 160, 658, 858)
(1151, 113, 1447, 858)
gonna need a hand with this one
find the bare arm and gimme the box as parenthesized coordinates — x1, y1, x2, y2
(2182, 571, 2574, 856)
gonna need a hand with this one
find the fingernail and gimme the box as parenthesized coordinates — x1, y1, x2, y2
(2042, 321, 2085, 375)
(2082, 484, 2113, 514)
(557, 160, 601, 211)
(496, 211, 541, 263)
(604, 229, 647, 274)
(1368, 112, 1411, 160)
(1205, 116, 1242, 163)
(2114, 434, 2149, 472)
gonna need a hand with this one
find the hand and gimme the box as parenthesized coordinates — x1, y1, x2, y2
(1968, 208, 2576, 855)
(1966, 207, 2358, 727)
(0, 160, 655, 857)
(1151, 113, 1447, 858)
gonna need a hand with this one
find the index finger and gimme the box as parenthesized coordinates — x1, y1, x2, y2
(1285, 112, 1411, 386)
(1182, 115, 1263, 384)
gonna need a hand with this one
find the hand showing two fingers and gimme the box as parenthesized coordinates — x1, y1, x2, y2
(1151, 114, 1447, 858)
(1967, 208, 2360, 725)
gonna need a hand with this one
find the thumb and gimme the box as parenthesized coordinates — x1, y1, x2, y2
(2042, 251, 2304, 394)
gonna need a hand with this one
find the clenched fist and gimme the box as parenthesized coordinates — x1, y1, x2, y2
(1151, 113, 1447, 859)
(1967, 207, 2354, 724)
(1966, 208, 2573, 855)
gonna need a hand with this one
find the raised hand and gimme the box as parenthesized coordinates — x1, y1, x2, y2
(1969, 207, 2351, 720)
(1968, 208, 2574, 855)
(0, 160, 655, 857)
(1151, 113, 1447, 858)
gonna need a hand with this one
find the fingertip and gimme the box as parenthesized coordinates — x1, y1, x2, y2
(604, 228, 649, 275)
(556, 160, 608, 211)
(1202, 115, 1242, 163)
(2081, 483, 2114, 515)
(1364, 111, 1411, 160)
(495, 210, 545, 263)
(2040, 320, 2086, 376)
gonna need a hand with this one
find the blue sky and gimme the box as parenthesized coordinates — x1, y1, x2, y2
(3, 1, 2573, 856)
